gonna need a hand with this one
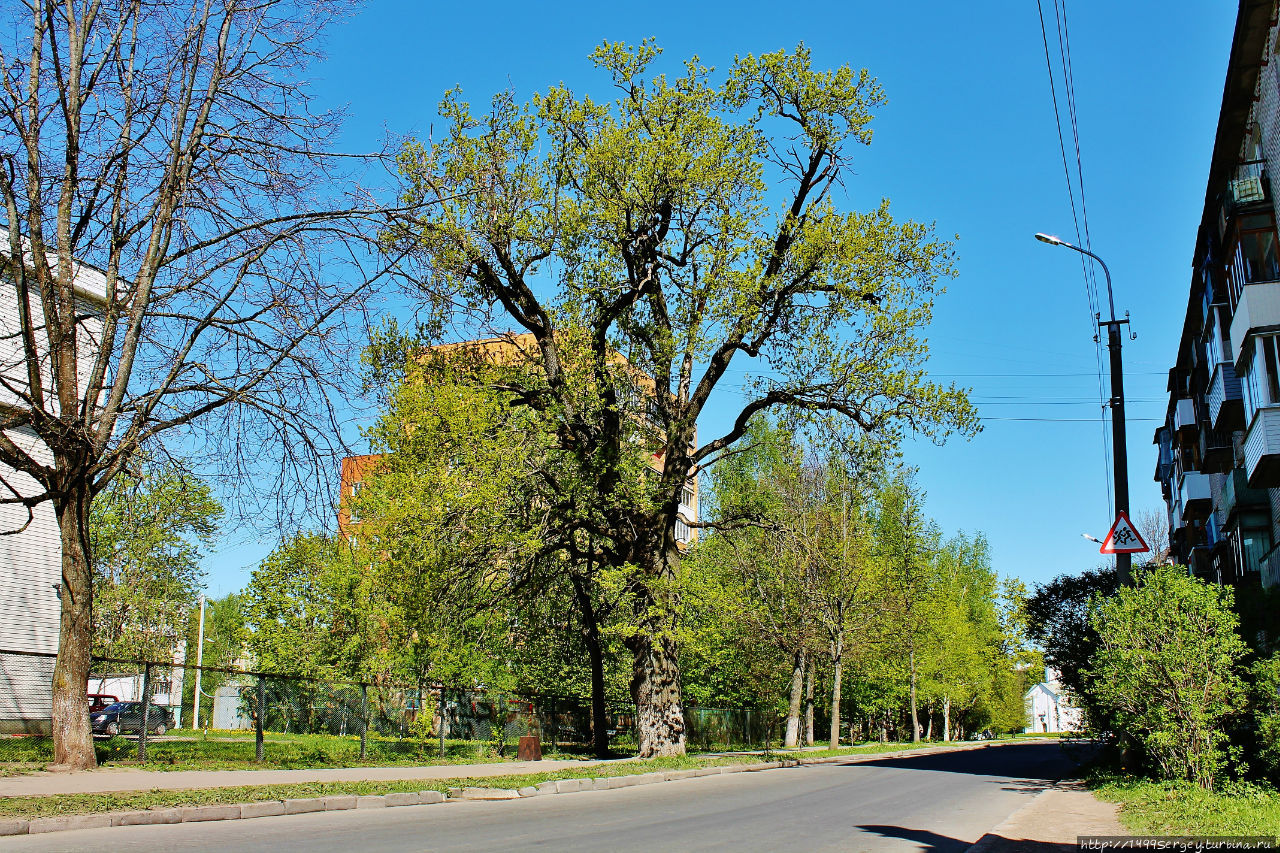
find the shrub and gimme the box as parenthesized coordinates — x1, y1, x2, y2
(1088, 565, 1247, 788)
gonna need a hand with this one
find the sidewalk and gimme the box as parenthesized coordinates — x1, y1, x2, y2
(968, 779, 1125, 852)
(0, 757, 626, 798)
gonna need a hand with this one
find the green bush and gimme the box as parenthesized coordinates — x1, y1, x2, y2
(1088, 565, 1247, 789)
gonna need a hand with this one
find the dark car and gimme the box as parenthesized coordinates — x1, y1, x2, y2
(90, 702, 174, 736)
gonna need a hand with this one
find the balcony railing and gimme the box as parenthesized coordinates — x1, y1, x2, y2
(1221, 467, 1267, 519)
(1230, 160, 1269, 206)
(1179, 471, 1213, 521)
(1207, 360, 1244, 431)
(1243, 406, 1280, 487)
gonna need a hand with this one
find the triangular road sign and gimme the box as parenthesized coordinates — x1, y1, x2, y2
(1099, 510, 1149, 554)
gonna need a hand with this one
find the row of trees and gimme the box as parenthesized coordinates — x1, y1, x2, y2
(7, 0, 978, 766)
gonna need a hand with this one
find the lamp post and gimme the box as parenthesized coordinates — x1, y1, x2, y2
(1035, 233, 1133, 582)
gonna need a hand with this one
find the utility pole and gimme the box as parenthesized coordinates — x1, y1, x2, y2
(1036, 233, 1133, 582)
(192, 594, 206, 729)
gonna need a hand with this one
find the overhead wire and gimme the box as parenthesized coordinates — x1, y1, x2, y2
(1036, 0, 1116, 517)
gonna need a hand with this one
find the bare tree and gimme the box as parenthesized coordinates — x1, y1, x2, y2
(1136, 508, 1171, 566)
(0, 0, 399, 769)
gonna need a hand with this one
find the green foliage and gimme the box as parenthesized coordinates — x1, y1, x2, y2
(1089, 565, 1249, 788)
(1248, 654, 1280, 781)
(90, 458, 223, 661)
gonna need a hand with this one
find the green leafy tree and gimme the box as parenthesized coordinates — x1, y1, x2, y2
(90, 460, 222, 661)
(1089, 565, 1248, 788)
(390, 42, 977, 755)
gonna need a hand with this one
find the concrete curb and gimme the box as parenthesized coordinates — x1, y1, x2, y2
(0, 740, 1043, 838)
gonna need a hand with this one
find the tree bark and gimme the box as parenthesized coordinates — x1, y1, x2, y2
(925, 705, 933, 741)
(784, 649, 804, 748)
(828, 637, 843, 749)
(804, 663, 814, 746)
(50, 488, 96, 770)
(909, 647, 920, 743)
(570, 574, 610, 759)
(627, 627, 686, 758)
(943, 696, 951, 742)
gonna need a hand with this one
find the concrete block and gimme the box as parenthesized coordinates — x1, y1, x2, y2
(692, 767, 722, 777)
(283, 798, 325, 815)
(356, 796, 387, 809)
(180, 804, 242, 822)
(457, 787, 520, 800)
(385, 792, 421, 807)
(324, 795, 358, 811)
(746, 761, 781, 771)
(143, 807, 183, 824)
(535, 781, 560, 794)
(28, 814, 112, 834)
(240, 801, 285, 819)
(555, 778, 591, 793)
(0, 819, 29, 836)
(591, 777, 611, 791)
(418, 791, 445, 804)
(662, 770, 696, 781)
(518, 786, 539, 797)
(605, 773, 663, 789)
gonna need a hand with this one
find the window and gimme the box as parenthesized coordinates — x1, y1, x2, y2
(1228, 213, 1280, 306)
(674, 518, 692, 543)
(348, 481, 363, 523)
(681, 486, 695, 509)
(1242, 334, 1280, 424)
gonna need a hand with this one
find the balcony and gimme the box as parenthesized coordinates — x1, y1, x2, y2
(1263, 546, 1280, 589)
(1227, 160, 1270, 214)
(1178, 471, 1212, 521)
(1230, 281, 1280, 366)
(1172, 398, 1197, 437)
(1207, 361, 1244, 431)
(1202, 424, 1235, 474)
(1243, 405, 1280, 487)
(1221, 467, 1269, 520)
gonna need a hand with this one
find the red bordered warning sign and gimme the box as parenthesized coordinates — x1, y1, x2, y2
(1099, 510, 1149, 554)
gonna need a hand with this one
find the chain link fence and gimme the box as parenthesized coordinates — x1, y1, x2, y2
(1, 648, 774, 762)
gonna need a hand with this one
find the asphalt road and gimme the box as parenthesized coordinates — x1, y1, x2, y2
(7, 742, 1080, 852)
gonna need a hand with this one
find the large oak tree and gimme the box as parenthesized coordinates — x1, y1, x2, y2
(392, 42, 976, 756)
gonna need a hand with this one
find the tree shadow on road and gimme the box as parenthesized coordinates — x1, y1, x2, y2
(858, 824, 1075, 852)
(827, 742, 1077, 783)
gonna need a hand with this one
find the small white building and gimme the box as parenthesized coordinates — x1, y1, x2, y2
(1024, 668, 1083, 733)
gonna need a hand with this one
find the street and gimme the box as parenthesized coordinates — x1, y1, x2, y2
(7, 742, 1079, 852)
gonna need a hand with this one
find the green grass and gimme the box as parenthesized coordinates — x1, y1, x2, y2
(1092, 775, 1280, 835)
(0, 740, 969, 820)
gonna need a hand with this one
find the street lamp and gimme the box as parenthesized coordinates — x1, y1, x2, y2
(1036, 233, 1133, 582)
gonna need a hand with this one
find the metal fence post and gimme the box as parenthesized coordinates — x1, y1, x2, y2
(255, 675, 265, 763)
(359, 683, 368, 760)
(138, 662, 152, 762)
(438, 688, 446, 757)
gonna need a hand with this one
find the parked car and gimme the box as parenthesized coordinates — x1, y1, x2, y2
(90, 702, 174, 736)
(86, 694, 119, 714)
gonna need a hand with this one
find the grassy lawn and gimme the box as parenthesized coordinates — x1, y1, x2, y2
(1092, 775, 1280, 835)
(0, 741, 959, 820)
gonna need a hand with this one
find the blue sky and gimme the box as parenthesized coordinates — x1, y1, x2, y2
(202, 0, 1230, 595)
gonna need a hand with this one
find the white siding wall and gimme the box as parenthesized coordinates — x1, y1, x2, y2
(0, 267, 106, 732)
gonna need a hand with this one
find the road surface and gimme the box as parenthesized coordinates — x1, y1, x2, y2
(7, 741, 1080, 852)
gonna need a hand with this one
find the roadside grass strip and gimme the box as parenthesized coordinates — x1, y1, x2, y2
(1092, 775, 1280, 836)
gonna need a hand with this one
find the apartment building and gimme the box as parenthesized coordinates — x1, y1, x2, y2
(1154, 0, 1280, 587)
(0, 244, 108, 733)
(339, 333, 699, 547)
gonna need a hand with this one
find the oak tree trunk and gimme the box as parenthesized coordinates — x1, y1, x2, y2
(803, 663, 814, 746)
(828, 637, 843, 750)
(50, 488, 96, 770)
(784, 649, 804, 748)
(627, 628, 686, 757)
